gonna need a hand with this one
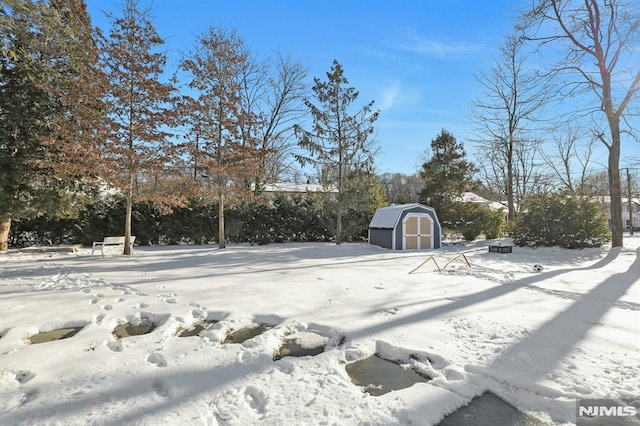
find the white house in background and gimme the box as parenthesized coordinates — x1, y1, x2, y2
(593, 196, 640, 231)
(259, 183, 338, 195)
(621, 198, 640, 231)
(458, 192, 510, 223)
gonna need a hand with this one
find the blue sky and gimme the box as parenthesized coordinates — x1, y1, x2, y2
(86, 1, 527, 175)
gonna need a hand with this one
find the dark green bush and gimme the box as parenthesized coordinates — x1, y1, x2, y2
(9, 194, 343, 247)
(511, 193, 610, 249)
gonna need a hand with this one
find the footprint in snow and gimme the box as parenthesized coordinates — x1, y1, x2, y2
(146, 352, 167, 368)
(275, 360, 295, 375)
(215, 386, 267, 421)
(105, 340, 122, 352)
(244, 386, 267, 414)
(89, 293, 105, 304)
(151, 379, 170, 398)
(20, 389, 38, 406)
(15, 370, 35, 384)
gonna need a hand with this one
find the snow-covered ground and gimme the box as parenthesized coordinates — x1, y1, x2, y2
(1, 236, 639, 425)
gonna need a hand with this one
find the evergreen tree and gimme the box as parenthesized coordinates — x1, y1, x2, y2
(419, 129, 477, 224)
(0, 0, 105, 252)
(98, 0, 178, 254)
(295, 60, 380, 244)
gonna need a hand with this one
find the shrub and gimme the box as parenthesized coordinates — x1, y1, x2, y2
(9, 193, 363, 247)
(511, 193, 610, 249)
(443, 202, 504, 241)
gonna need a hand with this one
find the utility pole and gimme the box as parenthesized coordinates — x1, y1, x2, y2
(627, 168, 634, 236)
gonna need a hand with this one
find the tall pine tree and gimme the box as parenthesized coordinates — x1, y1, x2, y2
(295, 60, 379, 244)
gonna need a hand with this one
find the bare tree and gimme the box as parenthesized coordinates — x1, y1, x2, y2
(238, 53, 308, 191)
(477, 136, 550, 213)
(540, 127, 597, 193)
(379, 173, 422, 204)
(582, 169, 612, 197)
(521, 0, 640, 247)
(471, 34, 550, 222)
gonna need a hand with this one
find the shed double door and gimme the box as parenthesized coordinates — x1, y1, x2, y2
(403, 214, 432, 249)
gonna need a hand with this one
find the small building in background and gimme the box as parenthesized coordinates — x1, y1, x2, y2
(368, 203, 441, 250)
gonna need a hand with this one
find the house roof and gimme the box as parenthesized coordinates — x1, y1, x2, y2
(369, 203, 435, 229)
(261, 183, 338, 193)
(459, 192, 508, 212)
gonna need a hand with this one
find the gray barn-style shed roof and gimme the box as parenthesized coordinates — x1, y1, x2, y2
(369, 203, 441, 250)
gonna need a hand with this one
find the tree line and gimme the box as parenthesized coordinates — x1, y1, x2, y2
(1, 0, 638, 251)
(0, 0, 382, 251)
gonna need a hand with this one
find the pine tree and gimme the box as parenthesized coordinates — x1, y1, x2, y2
(419, 129, 477, 223)
(98, 0, 177, 254)
(0, 0, 105, 252)
(295, 60, 380, 244)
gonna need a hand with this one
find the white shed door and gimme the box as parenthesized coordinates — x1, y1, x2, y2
(403, 214, 433, 250)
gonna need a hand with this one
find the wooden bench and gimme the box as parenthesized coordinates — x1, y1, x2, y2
(488, 244, 513, 253)
(91, 236, 135, 256)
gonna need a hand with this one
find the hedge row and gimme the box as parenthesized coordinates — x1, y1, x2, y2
(9, 194, 370, 248)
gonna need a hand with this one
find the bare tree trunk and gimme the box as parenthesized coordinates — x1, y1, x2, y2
(627, 168, 634, 236)
(336, 204, 343, 245)
(124, 171, 134, 255)
(608, 122, 623, 247)
(218, 188, 225, 249)
(506, 134, 516, 223)
(0, 215, 11, 252)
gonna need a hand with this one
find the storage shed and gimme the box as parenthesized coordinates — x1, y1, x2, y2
(368, 203, 441, 250)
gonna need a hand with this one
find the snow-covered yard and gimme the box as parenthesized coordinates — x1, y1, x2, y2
(1, 237, 639, 425)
